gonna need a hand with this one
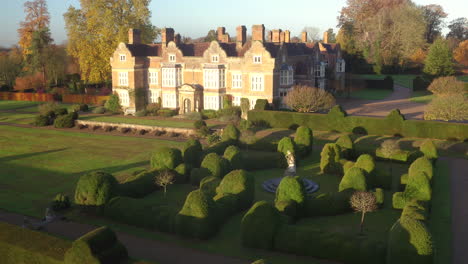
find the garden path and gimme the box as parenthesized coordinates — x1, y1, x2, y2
(338, 84, 426, 119)
(0, 209, 248, 264)
(441, 157, 468, 264)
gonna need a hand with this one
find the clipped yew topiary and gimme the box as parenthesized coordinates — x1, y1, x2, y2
(294, 126, 313, 158)
(54, 113, 76, 128)
(254, 99, 270, 110)
(182, 138, 203, 168)
(409, 157, 433, 180)
(75, 171, 118, 206)
(223, 145, 243, 170)
(338, 167, 367, 192)
(354, 154, 376, 186)
(33, 115, 51, 126)
(419, 140, 438, 160)
(386, 206, 433, 264)
(320, 143, 342, 174)
(241, 201, 282, 250)
(277, 137, 295, 156)
(336, 134, 354, 158)
(174, 163, 188, 183)
(175, 190, 218, 239)
(215, 169, 255, 211)
(190, 168, 212, 185)
(275, 176, 306, 210)
(201, 153, 231, 178)
(342, 160, 355, 174)
(221, 124, 240, 142)
(151, 147, 183, 170)
(200, 176, 221, 198)
(393, 171, 431, 209)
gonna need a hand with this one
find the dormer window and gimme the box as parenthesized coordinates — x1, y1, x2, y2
(119, 54, 126, 61)
(212, 55, 219, 63)
(169, 54, 176, 62)
(253, 55, 262, 64)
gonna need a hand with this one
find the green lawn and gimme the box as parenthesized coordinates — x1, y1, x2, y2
(457, 75, 468, 82)
(0, 112, 36, 124)
(0, 125, 183, 216)
(0, 100, 42, 111)
(349, 89, 393, 100)
(79, 115, 197, 129)
(410, 91, 434, 104)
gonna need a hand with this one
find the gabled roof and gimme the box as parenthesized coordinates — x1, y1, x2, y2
(127, 44, 162, 57)
(319, 42, 339, 54)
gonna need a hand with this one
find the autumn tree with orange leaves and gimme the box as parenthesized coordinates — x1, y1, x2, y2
(17, 0, 50, 59)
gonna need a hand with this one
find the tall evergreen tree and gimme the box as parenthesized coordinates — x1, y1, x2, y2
(423, 39, 455, 77)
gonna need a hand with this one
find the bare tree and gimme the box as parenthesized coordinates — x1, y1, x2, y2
(350, 191, 378, 235)
(302, 27, 321, 42)
(155, 170, 175, 196)
(284, 85, 335, 113)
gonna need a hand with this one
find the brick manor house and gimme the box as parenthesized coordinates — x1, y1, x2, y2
(110, 25, 345, 114)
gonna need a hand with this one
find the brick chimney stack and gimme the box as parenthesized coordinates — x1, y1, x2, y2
(217, 27, 230, 43)
(161, 28, 175, 45)
(128, 29, 141, 44)
(301, 31, 308, 43)
(174, 33, 181, 45)
(252, 24, 265, 42)
(267, 30, 273, 42)
(272, 29, 282, 43)
(284, 30, 291, 43)
(236, 25, 246, 48)
(323, 31, 329, 44)
(280, 31, 285, 43)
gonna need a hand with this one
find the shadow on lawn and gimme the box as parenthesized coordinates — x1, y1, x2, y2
(0, 148, 68, 163)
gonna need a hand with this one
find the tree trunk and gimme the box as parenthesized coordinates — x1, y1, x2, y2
(360, 211, 365, 235)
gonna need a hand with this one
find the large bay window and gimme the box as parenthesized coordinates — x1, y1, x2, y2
(232, 73, 242, 89)
(203, 95, 220, 110)
(116, 90, 130, 106)
(162, 93, 177, 108)
(118, 72, 128, 86)
(162, 68, 182, 87)
(280, 65, 294, 86)
(250, 75, 264, 91)
(203, 69, 225, 89)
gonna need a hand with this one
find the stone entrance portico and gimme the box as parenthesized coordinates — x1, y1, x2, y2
(178, 84, 203, 114)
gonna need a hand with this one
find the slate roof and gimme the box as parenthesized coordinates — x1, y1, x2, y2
(127, 44, 162, 57)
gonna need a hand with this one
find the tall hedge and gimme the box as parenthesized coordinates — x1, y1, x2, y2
(336, 134, 354, 158)
(320, 143, 342, 174)
(409, 157, 433, 180)
(64, 226, 128, 264)
(222, 124, 240, 142)
(175, 190, 218, 239)
(75, 171, 118, 206)
(294, 126, 313, 158)
(151, 147, 183, 170)
(304, 189, 354, 217)
(182, 139, 203, 168)
(338, 167, 367, 192)
(241, 201, 283, 250)
(247, 109, 468, 140)
(277, 137, 296, 157)
(201, 153, 231, 178)
(419, 140, 438, 160)
(118, 170, 158, 198)
(215, 169, 255, 211)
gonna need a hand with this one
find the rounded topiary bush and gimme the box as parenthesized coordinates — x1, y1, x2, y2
(54, 113, 76, 128)
(221, 124, 240, 142)
(182, 138, 202, 168)
(354, 154, 376, 186)
(320, 143, 341, 174)
(175, 190, 218, 239)
(151, 147, 183, 170)
(105, 94, 121, 113)
(294, 126, 313, 158)
(174, 163, 188, 183)
(33, 115, 50, 126)
(92, 106, 106, 114)
(275, 176, 306, 208)
(419, 140, 438, 160)
(338, 167, 367, 192)
(74, 171, 118, 206)
(223, 145, 243, 170)
(254, 99, 270, 110)
(200, 176, 221, 198)
(54, 108, 68, 116)
(336, 134, 354, 158)
(277, 137, 295, 156)
(51, 193, 71, 211)
(409, 157, 433, 180)
(342, 160, 355, 174)
(215, 169, 254, 210)
(241, 201, 282, 250)
(193, 120, 207, 129)
(201, 153, 231, 178)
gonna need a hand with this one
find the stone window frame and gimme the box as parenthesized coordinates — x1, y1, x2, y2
(203, 69, 225, 89)
(250, 74, 264, 91)
(169, 53, 176, 62)
(119, 54, 126, 61)
(162, 67, 182, 88)
(116, 89, 130, 106)
(232, 73, 242, 89)
(253, 55, 262, 64)
(212, 54, 219, 63)
(148, 70, 158, 85)
(203, 95, 220, 110)
(118, 72, 128, 86)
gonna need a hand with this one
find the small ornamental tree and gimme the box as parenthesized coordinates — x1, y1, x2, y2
(423, 39, 455, 76)
(104, 94, 122, 113)
(427, 76, 465, 97)
(424, 96, 468, 121)
(155, 170, 175, 197)
(285, 85, 335, 113)
(350, 191, 378, 234)
(454, 40, 468, 67)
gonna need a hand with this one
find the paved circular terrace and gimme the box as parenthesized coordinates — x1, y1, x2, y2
(262, 177, 319, 194)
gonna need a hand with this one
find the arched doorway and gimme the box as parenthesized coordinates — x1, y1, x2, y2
(183, 98, 191, 113)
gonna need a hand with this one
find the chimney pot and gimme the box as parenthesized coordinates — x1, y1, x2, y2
(236, 25, 246, 47)
(252, 24, 265, 42)
(301, 31, 308, 43)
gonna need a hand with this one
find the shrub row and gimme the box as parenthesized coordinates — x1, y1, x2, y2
(248, 108, 468, 140)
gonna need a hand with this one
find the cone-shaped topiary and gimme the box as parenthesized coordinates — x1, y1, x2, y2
(320, 143, 342, 174)
(175, 190, 218, 239)
(335, 134, 354, 158)
(338, 167, 367, 192)
(221, 124, 240, 141)
(409, 157, 433, 180)
(294, 126, 313, 158)
(151, 147, 183, 170)
(241, 201, 282, 249)
(223, 145, 243, 170)
(201, 153, 231, 178)
(215, 169, 255, 210)
(419, 140, 438, 160)
(354, 154, 376, 186)
(277, 137, 295, 156)
(275, 176, 306, 207)
(182, 139, 203, 168)
(75, 171, 118, 206)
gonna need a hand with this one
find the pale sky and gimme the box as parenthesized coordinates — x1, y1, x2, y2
(1, 0, 466, 47)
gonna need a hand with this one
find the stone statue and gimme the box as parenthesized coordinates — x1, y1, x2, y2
(284, 150, 296, 176)
(45, 207, 55, 222)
